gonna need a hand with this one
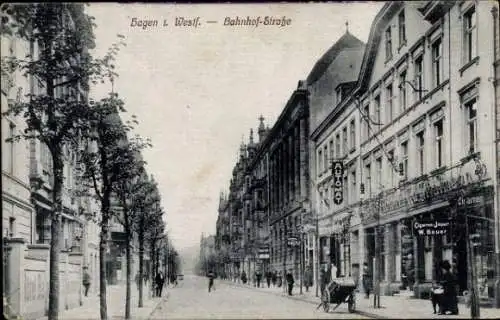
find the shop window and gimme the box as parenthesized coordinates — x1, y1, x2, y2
(463, 6, 477, 64)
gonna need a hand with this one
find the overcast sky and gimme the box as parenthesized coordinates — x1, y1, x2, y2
(86, 2, 383, 251)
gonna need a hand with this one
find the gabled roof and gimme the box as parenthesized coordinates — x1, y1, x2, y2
(306, 31, 365, 85)
(354, 2, 403, 95)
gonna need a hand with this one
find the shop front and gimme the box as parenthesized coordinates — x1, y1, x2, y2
(360, 155, 496, 301)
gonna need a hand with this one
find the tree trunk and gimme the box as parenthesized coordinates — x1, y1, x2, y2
(99, 195, 110, 320)
(125, 228, 131, 320)
(48, 149, 63, 320)
(138, 228, 144, 308)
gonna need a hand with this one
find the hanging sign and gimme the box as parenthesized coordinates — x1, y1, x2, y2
(332, 160, 344, 205)
(413, 220, 450, 236)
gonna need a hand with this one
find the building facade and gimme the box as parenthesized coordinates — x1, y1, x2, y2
(308, 28, 366, 289)
(268, 81, 310, 283)
(309, 1, 500, 305)
(2, 32, 36, 244)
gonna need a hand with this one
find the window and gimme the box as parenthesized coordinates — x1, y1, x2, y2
(336, 87, 342, 105)
(432, 38, 443, 87)
(401, 141, 408, 179)
(324, 146, 328, 173)
(434, 120, 443, 168)
(343, 176, 348, 206)
(416, 131, 425, 176)
(399, 71, 407, 111)
(350, 170, 356, 203)
(335, 133, 341, 158)
(374, 95, 381, 128)
(386, 84, 394, 123)
(342, 127, 348, 156)
(387, 149, 395, 186)
(349, 120, 355, 151)
(398, 10, 406, 47)
(463, 6, 477, 63)
(385, 27, 392, 60)
(6, 121, 15, 174)
(414, 56, 424, 101)
(329, 140, 334, 159)
(375, 157, 382, 190)
(363, 104, 370, 140)
(318, 149, 323, 176)
(464, 98, 478, 154)
(364, 163, 371, 195)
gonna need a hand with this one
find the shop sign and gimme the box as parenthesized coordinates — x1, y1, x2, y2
(413, 220, 450, 236)
(362, 161, 487, 223)
(332, 160, 344, 205)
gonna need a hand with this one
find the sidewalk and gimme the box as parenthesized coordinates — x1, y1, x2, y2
(222, 279, 500, 319)
(36, 283, 166, 320)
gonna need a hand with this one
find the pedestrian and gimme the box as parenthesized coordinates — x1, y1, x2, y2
(241, 270, 247, 284)
(155, 271, 165, 297)
(143, 272, 148, 287)
(438, 260, 458, 315)
(286, 270, 294, 296)
(277, 271, 282, 287)
(271, 270, 277, 287)
(82, 267, 91, 297)
(266, 270, 272, 288)
(320, 264, 331, 295)
(304, 266, 313, 292)
(362, 262, 372, 299)
(208, 270, 216, 292)
(430, 281, 444, 314)
(256, 270, 262, 288)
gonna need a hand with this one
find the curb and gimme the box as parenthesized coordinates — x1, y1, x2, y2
(221, 280, 388, 319)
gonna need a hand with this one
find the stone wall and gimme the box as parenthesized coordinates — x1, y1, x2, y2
(4, 238, 83, 320)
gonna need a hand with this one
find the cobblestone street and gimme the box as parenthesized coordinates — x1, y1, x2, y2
(151, 275, 368, 319)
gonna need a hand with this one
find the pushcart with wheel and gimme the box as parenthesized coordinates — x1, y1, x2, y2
(317, 278, 357, 313)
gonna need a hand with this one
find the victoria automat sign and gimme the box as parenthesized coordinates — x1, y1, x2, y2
(332, 160, 344, 205)
(413, 220, 450, 236)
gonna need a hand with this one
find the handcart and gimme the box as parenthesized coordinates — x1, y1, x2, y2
(317, 278, 357, 313)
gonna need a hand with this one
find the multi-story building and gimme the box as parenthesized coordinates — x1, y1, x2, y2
(2, 30, 36, 244)
(268, 81, 310, 282)
(309, 1, 500, 306)
(215, 192, 231, 278)
(308, 27, 366, 288)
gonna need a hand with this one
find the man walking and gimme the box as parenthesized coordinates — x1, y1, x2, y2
(208, 270, 216, 292)
(286, 270, 294, 296)
(266, 270, 272, 288)
(82, 267, 91, 297)
(304, 266, 313, 292)
(255, 270, 262, 288)
(155, 271, 165, 297)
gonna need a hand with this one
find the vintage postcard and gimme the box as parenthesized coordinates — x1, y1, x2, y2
(2, 1, 500, 319)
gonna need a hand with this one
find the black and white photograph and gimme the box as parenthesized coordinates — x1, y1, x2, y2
(2, 1, 500, 319)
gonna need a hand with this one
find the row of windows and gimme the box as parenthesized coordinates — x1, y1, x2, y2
(317, 119, 356, 176)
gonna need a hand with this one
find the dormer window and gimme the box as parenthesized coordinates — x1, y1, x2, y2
(336, 86, 342, 105)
